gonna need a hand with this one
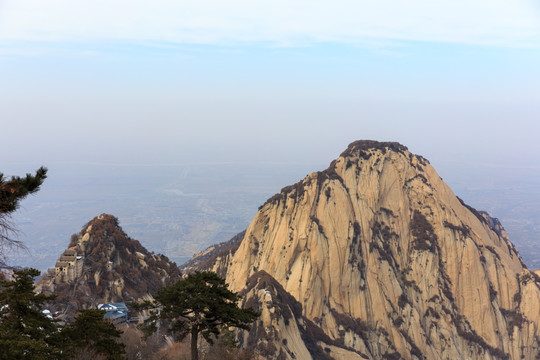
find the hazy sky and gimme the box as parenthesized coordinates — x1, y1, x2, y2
(1, 0, 540, 170)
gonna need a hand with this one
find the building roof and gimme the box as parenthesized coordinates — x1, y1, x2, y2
(97, 302, 129, 322)
(97, 302, 128, 312)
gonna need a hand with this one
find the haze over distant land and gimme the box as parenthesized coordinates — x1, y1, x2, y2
(5, 156, 540, 272)
(1, 1, 539, 270)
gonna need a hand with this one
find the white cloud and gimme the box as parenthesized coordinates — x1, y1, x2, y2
(0, 0, 539, 47)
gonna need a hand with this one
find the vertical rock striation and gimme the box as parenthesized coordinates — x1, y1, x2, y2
(198, 140, 540, 359)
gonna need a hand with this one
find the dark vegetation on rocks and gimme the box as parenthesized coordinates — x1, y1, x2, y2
(410, 211, 438, 253)
(242, 271, 336, 360)
(457, 197, 488, 225)
(40, 215, 181, 319)
(180, 230, 246, 276)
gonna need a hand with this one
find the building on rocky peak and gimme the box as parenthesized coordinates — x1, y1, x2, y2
(54, 248, 83, 283)
(36, 214, 182, 321)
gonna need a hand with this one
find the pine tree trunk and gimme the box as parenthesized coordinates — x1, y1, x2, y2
(191, 326, 199, 360)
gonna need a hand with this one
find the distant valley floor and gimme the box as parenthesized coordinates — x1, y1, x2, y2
(6, 162, 540, 271)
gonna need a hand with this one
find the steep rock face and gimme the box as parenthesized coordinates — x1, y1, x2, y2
(217, 141, 540, 359)
(37, 214, 181, 318)
(180, 230, 245, 277)
(239, 271, 332, 360)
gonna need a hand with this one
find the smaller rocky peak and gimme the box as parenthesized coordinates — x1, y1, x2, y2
(80, 213, 120, 237)
(180, 230, 246, 277)
(73, 213, 149, 262)
(37, 214, 181, 320)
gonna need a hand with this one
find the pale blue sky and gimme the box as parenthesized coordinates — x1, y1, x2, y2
(3, 0, 540, 270)
(1, 0, 540, 170)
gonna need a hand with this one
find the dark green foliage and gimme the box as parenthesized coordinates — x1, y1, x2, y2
(262, 150, 350, 211)
(369, 240, 394, 265)
(489, 284, 498, 302)
(60, 309, 125, 360)
(316, 160, 345, 188)
(370, 220, 399, 268)
(310, 215, 326, 237)
(324, 186, 332, 200)
(0, 265, 125, 360)
(443, 221, 471, 237)
(202, 326, 255, 360)
(349, 222, 367, 284)
(454, 314, 510, 359)
(135, 271, 258, 360)
(0, 268, 60, 360)
(260, 180, 307, 209)
(400, 272, 422, 293)
(456, 197, 488, 225)
(520, 272, 540, 285)
(352, 222, 361, 242)
(398, 293, 410, 308)
(383, 352, 403, 360)
(0, 167, 47, 260)
(404, 174, 430, 187)
(0, 167, 47, 215)
(480, 255, 487, 264)
(372, 220, 398, 243)
(300, 319, 336, 360)
(400, 329, 425, 360)
(410, 211, 438, 253)
(485, 246, 501, 261)
(500, 308, 527, 335)
(424, 307, 440, 319)
(339, 140, 408, 158)
(380, 207, 395, 216)
(329, 308, 371, 343)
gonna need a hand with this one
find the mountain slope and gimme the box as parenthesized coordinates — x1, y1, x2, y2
(192, 140, 540, 359)
(180, 230, 245, 277)
(37, 214, 181, 318)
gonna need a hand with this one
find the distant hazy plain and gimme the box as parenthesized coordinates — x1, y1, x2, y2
(5, 159, 540, 272)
